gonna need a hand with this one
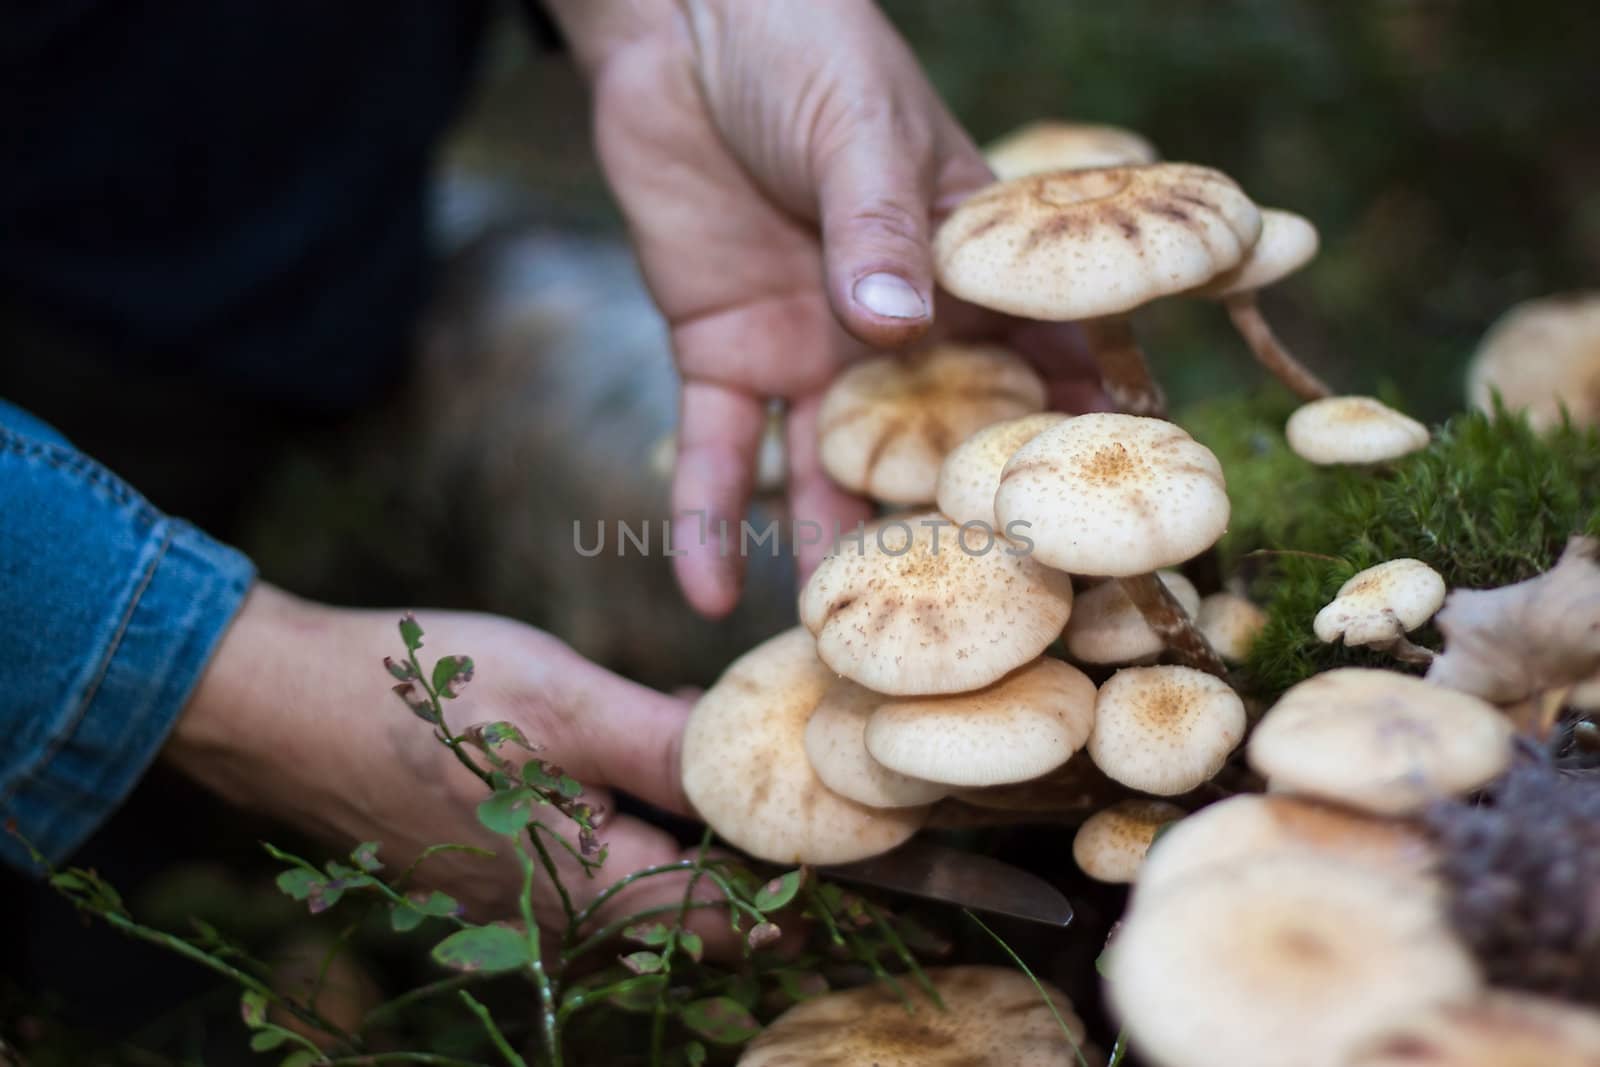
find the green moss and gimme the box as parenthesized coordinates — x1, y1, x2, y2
(1181, 396, 1600, 697)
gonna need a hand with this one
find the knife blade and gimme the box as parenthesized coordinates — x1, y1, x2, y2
(820, 839, 1073, 928)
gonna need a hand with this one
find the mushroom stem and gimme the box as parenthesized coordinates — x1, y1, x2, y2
(1224, 294, 1332, 401)
(1375, 634, 1436, 667)
(1081, 317, 1167, 418)
(1117, 572, 1228, 678)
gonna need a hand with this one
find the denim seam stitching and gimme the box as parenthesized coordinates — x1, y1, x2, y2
(0, 427, 150, 514)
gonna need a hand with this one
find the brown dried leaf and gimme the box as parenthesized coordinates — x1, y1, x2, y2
(1426, 537, 1600, 704)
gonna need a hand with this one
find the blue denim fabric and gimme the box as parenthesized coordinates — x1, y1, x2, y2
(0, 398, 255, 869)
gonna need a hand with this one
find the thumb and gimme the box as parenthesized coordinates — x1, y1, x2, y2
(557, 652, 697, 819)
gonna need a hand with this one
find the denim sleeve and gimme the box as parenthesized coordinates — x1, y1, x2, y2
(0, 398, 256, 869)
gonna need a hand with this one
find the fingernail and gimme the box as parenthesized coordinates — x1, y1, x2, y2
(853, 272, 927, 320)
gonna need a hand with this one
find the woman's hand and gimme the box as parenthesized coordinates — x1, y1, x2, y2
(548, 0, 1101, 617)
(165, 583, 724, 937)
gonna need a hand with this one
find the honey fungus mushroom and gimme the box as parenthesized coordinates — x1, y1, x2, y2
(804, 678, 951, 809)
(1191, 208, 1331, 400)
(1066, 571, 1201, 666)
(1195, 592, 1268, 664)
(983, 119, 1159, 179)
(934, 163, 1262, 416)
(1286, 395, 1429, 465)
(738, 965, 1092, 1067)
(1089, 665, 1246, 795)
(799, 513, 1074, 696)
(996, 412, 1231, 674)
(936, 412, 1069, 530)
(1314, 558, 1446, 662)
(1247, 668, 1514, 816)
(1348, 991, 1600, 1067)
(1072, 799, 1186, 884)
(817, 344, 1046, 505)
(1466, 291, 1600, 431)
(680, 628, 926, 865)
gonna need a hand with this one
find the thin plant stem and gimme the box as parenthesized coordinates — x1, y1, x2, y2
(1107, 1029, 1129, 1067)
(460, 990, 530, 1067)
(361, 973, 485, 1032)
(861, 900, 942, 1010)
(562, 900, 726, 966)
(649, 828, 715, 1065)
(513, 839, 562, 1067)
(963, 909, 1090, 1067)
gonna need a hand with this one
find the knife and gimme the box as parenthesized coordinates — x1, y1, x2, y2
(821, 839, 1074, 928)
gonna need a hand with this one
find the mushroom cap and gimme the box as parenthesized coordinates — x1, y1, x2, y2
(996, 413, 1230, 577)
(681, 628, 926, 865)
(1088, 665, 1246, 796)
(1313, 558, 1447, 647)
(936, 413, 1070, 531)
(862, 657, 1098, 787)
(1065, 571, 1202, 664)
(1348, 991, 1600, 1067)
(1193, 208, 1319, 298)
(984, 120, 1159, 179)
(1467, 291, 1600, 431)
(1247, 668, 1514, 816)
(1133, 793, 1438, 907)
(799, 513, 1075, 696)
(818, 344, 1047, 505)
(1195, 592, 1268, 664)
(1285, 396, 1430, 465)
(739, 965, 1090, 1067)
(1105, 856, 1482, 1067)
(934, 163, 1262, 321)
(804, 678, 951, 808)
(1072, 799, 1186, 884)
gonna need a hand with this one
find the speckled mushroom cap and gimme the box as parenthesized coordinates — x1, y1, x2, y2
(1072, 799, 1186, 884)
(1195, 592, 1268, 664)
(862, 657, 1098, 788)
(984, 120, 1159, 180)
(1192, 208, 1319, 298)
(804, 678, 950, 809)
(681, 628, 926, 865)
(1066, 571, 1202, 664)
(1247, 668, 1514, 816)
(996, 413, 1230, 577)
(936, 413, 1070, 531)
(738, 965, 1090, 1067)
(1089, 666, 1246, 795)
(1132, 793, 1438, 908)
(1467, 291, 1600, 432)
(1285, 396, 1430, 465)
(818, 344, 1047, 505)
(934, 163, 1262, 321)
(1313, 559, 1447, 647)
(1348, 992, 1600, 1067)
(799, 513, 1075, 696)
(1106, 856, 1482, 1067)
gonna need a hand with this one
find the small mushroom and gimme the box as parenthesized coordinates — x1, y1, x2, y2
(1089, 666, 1247, 796)
(1191, 208, 1332, 400)
(804, 678, 951, 809)
(1133, 793, 1437, 908)
(818, 344, 1047, 505)
(935, 164, 1262, 416)
(1466, 291, 1600, 431)
(1195, 592, 1268, 664)
(739, 965, 1092, 1067)
(935, 412, 1070, 531)
(862, 657, 1099, 788)
(681, 628, 926, 865)
(1314, 558, 1446, 663)
(799, 513, 1074, 696)
(1072, 799, 1186, 884)
(1105, 856, 1482, 1067)
(1247, 668, 1514, 816)
(997, 413, 1231, 675)
(1348, 991, 1600, 1067)
(1285, 395, 1430, 465)
(983, 120, 1159, 179)
(1065, 571, 1202, 666)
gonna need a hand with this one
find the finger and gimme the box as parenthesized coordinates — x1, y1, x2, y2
(785, 392, 875, 586)
(670, 381, 765, 619)
(560, 661, 697, 819)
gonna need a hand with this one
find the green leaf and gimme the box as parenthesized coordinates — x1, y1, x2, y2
(558, 776, 583, 798)
(399, 614, 424, 652)
(239, 990, 268, 1028)
(250, 1029, 289, 1052)
(678, 931, 704, 963)
(477, 721, 530, 749)
(350, 841, 384, 873)
(522, 761, 562, 790)
(623, 922, 673, 947)
(281, 1053, 319, 1067)
(432, 925, 531, 974)
(684, 1041, 707, 1066)
(274, 869, 319, 902)
(477, 788, 537, 836)
(754, 870, 804, 913)
(775, 970, 828, 1003)
(49, 871, 89, 892)
(680, 997, 761, 1045)
(411, 889, 462, 917)
(431, 655, 475, 699)
(391, 902, 426, 933)
(605, 974, 668, 1013)
(619, 950, 665, 975)
(383, 656, 415, 682)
